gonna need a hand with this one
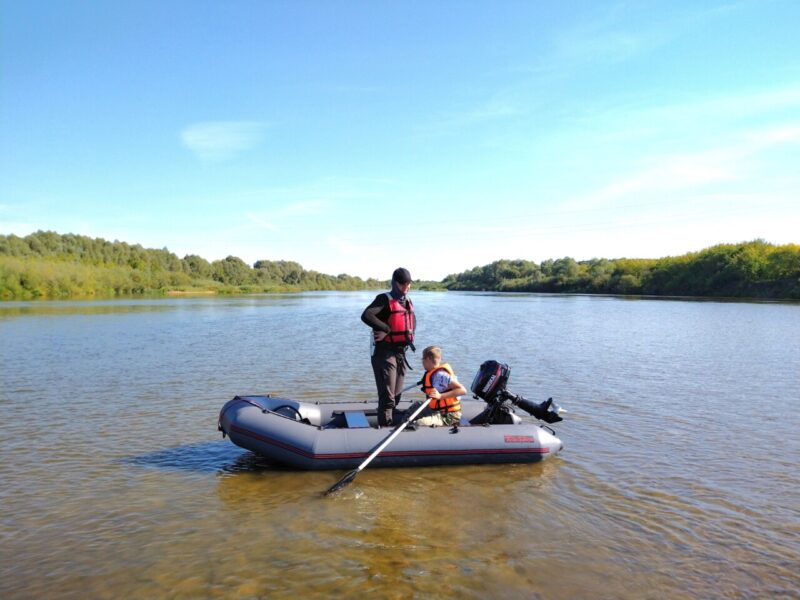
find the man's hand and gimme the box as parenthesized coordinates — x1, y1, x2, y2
(373, 330, 387, 342)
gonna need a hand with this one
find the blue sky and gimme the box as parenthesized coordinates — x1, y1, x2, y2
(2, 1, 799, 281)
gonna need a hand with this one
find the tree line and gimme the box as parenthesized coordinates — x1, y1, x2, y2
(0, 231, 384, 299)
(442, 240, 800, 299)
(1, 232, 798, 300)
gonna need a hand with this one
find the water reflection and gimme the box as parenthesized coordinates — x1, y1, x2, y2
(123, 440, 249, 473)
(122, 440, 308, 475)
(0, 298, 179, 318)
(0, 292, 367, 319)
(219, 451, 291, 474)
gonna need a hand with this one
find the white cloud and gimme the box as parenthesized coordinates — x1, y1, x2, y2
(565, 151, 736, 211)
(638, 86, 800, 131)
(245, 213, 278, 231)
(544, 1, 757, 74)
(180, 121, 268, 161)
(325, 235, 380, 257)
(414, 89, 525, 139)
(744, 123, 800, 147)
(246, 200, 330, 231)
(282, 200, 328, 217)
(516, 89, 800, 216)
(553, 28, 655, 67)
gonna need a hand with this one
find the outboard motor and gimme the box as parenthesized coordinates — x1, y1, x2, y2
(470, 360, 510, 404)
(470, 360, 565, 425)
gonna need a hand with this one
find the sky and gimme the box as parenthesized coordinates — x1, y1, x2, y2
(1, 1, 799, 281)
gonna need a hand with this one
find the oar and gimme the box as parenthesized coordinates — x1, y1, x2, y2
(324, 383, 426, 496)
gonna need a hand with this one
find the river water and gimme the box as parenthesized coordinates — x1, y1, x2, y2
(1, 291, 798, 599)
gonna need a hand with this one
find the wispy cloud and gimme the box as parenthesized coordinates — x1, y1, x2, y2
(744, 123, 800, 147)
(325, 235, 381, 257)
(560, 84, 800, 157)
(246, 200, 329, 231)
(552, 28, 656, 68)
(281, 200, 328, 217)
(419, 4, 765, 140)
(568, 152, 735, 210)
(538, 3, 672, 74)
(641, 86, 800, 129)
(243, 178, 397, 203)
(564, 121, 800, 211)
(536, 1, 753, 77)
(180, 121, 268, 161)
(458, 94, 523, 123)
(415, 91, 524, 138)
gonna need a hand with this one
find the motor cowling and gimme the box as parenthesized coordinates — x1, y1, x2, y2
(470, 360, 510, 403)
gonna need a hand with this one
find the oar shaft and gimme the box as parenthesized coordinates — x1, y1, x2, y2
(355, 399, 429, 473)
(323, 388, 428, 496)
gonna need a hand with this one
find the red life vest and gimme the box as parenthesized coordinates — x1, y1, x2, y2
(383, 293, 415, 346)
(422, 363, 462, 413)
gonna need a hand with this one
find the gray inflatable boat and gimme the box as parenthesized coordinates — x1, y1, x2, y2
(217, 361, 565, 470)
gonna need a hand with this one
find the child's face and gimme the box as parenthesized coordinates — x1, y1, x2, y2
(422, 356, 435, 371)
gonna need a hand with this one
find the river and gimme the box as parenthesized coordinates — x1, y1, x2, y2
(1, 291, 798, 599)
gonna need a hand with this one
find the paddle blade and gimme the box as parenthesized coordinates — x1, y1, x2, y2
(323, 468, 359, 496)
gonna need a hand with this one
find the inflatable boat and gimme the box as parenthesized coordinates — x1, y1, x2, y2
(217, 361, 566, 470)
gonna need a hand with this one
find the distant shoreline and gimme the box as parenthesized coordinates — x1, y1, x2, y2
(2, 231, 798, 301)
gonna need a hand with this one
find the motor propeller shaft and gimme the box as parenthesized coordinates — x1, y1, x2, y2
(504, 393, 564, 424)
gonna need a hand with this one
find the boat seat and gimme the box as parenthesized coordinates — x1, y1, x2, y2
(342, 410, 370, 429)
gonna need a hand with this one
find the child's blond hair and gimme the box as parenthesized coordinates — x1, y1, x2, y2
(422, 346, 442, 362)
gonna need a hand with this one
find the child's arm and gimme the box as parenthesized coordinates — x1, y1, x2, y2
(448, 379, 467, 397)
(427, 378, 466, 400)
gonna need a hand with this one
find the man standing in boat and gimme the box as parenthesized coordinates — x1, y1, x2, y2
(361, 267, 416, 427)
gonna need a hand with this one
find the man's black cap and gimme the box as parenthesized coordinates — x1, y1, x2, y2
(392, 267, 412, 284)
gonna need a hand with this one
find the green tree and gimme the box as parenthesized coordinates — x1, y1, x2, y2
(183, 254, 213, 279)
(212, 256, 252, 285)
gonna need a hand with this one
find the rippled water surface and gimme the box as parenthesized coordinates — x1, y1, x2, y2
(1, 292, 798, 599)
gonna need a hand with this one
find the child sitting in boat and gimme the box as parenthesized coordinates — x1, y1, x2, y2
(415, 346, 466, 427)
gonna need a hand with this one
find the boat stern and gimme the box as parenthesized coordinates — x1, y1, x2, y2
(538, 426, 564, 457)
